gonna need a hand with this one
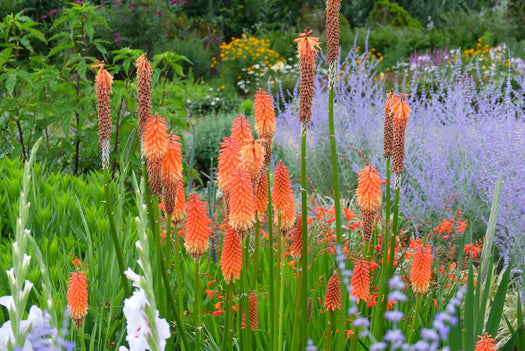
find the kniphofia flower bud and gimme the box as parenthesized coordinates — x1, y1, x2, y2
(294, 30, 320, 125)
(326, 0, 341, 65)
(410, 242, 433, 294)
(184, 193, 212, 259)
(474, 333, 497, 351)
(291, 214, 309, 258)
(272, 161, 294, 215)
(383, 90, 398, 159)
(254, 91, 276, 140)
(249, 290, 258, 330)
(228, 168, 255, 238)
(136, 54, 152, 148)
(161, 135, 183, 214)
(324, 271, 342, 311)
(351, 257, 370, 303)
(143, 113, 168, 195)
(356, 163, 382, 241)
(92, 60, 113, 169)
(221, 227, 242, 283)
(67, 267, 88, 329)
(218, 137, 242, 193)
(392, 95, 411, 175)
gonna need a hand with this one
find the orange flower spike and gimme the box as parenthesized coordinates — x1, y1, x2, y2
(184, 193, 212, 259)
(326, 0, 341, 64)
(231, 114, 253, 148)
(475, 333, 497, 351)
(241, 138, 266, 180)
(291, 213, 308, 258)
(391, 96, 412, 175)
(351, 257, 370, 303)
(228, 168, 255, 237)
(272, 161, 294, 215)
(136, 54, 153, 145)
(410, 243, 433, 294)
(249, 290, 259, 330)
(221, 228, 243, 283)
(143, 113, 168, 195)
(356, 163, 382, 212)
(254, 90, 276, 139)
(324, 271, 342, 311)
(67, 270, 89, 329)
(294, 30, 320, 125)
(356, 163, 382, 241)
(92, 61, 113, 169)
(143, 113, 168, 162)
(161, 135, 183, 214)
(217, 137, 242, 192)
(254, 170, 268, 219)
(383, 90, 399, 158)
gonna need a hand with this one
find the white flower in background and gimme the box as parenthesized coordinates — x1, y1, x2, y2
(119, 269, 170, 351)
(0, 296, 45, 351)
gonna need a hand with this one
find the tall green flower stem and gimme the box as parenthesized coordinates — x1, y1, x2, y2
(222, 282, 234, 351)
(79, 326, 87, 351)
(194, 259, 202, 350)
(266, 167, 275, 350)
(241, 236, 251, 350)
(290, 260, 303, 351)
(143, 167, 189, 350)
(104, 169, 130, 297)
(300, 124, 309, 348)
(326, 310, 335, 351)
(253, 218, 261, 283)
(172, 221, 185, 349)
(372, 157, 391, 339)
(275, 216, 285, 351)
(408, 295, 423, 343)
(327, 70, 342, 245)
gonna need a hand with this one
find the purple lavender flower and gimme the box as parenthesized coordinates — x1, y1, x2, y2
(388, 290, 407, 303)
(432, 312, 457, 340)
(384, 329, 405, 349)
(273, 38, 525, 264)
(412, 340, 430, 351)
(421, 328, 439, 342)
(48, 9, 57, 16)
(370, 342, 387, 351)
(388, 275, 405, 290)
(353, 317, 370, 328)
(384, 310, 404, 323)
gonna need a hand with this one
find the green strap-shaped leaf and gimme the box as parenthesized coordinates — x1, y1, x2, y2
(485, 266, 510, 337)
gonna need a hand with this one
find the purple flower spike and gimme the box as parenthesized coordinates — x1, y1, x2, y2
(48, 9, 57, 16)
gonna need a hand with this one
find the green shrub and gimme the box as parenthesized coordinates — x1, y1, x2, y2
(167, 36, 214, 80)
(191, 114, 237, 177)
(369, 0, 423, 29)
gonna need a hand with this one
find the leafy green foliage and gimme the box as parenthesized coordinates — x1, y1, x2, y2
(370, 0, 423, 29)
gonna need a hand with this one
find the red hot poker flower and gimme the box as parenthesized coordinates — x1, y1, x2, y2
(184, 193, 212, 259)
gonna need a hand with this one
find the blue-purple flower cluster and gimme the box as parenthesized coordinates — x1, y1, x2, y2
(273, 42, 525, 263)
